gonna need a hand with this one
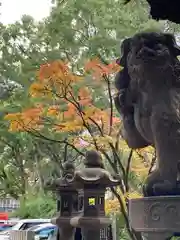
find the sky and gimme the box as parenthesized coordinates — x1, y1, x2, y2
(0, 0, 52, 24)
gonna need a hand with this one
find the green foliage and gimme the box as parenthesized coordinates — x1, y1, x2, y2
(10, 194, 56, 219)
(0, 0, 179, 206)
(47, 0, 162, 64)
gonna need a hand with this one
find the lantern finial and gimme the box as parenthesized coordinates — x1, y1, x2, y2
(85, 150, 104, 168)
(62, 161, 75, 177)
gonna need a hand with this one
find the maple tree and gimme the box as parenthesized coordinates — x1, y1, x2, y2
(5, 58, 155, 240)
(0, 0, 162, 206)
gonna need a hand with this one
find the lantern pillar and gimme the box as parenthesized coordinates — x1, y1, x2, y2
(47, 162, 78, 240)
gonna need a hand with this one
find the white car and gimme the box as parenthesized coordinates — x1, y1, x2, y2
(0, 219, 50, 240)
(8, 219, 51, 231)
(27, 223, 56, 240)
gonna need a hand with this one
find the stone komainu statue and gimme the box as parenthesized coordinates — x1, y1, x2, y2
(114, 32, 180, 196)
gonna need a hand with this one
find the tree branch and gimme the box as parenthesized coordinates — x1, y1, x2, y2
(22, 126, 85, 157)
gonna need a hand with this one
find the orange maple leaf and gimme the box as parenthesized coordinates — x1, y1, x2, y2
(106, 61, 121, 73)
(22, 106, 43, 119)
(78, 87, 91, 99)
(63, 103, 77, 119)
(38, 60, 82, 89)
(29, 82, 52, 97)
(79, 98, 92, 106)
(9, 120, 24, 132)
(47, 106, 59, 116)
(4, 113, 22, 121)
(85, 58, 121, 80)
(38, 60, 69, 81)
(84, 58, 101, 72)
(78, 87, 92, 106)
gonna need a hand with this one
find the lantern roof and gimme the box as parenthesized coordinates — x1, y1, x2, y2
(46, 161, 76, 191)
(70, 150, 120, 187)
(72, 168, 119, 187)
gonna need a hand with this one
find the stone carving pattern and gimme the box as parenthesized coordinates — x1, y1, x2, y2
(143, 202, 180, 228)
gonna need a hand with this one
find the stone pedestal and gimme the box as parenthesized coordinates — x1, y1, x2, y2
(71, 216, 111, 240)
(129, 196, 180, 240)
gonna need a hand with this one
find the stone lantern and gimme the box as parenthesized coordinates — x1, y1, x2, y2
(48, 161, 78, 240)
(70, 150, 119, 240)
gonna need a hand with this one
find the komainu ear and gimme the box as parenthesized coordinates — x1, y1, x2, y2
(117, 38, 132, 66)
(163, 33, 180, 57)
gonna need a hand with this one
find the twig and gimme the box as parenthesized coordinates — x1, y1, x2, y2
(67, 89, 104, 135)
(45, 144, 64, 171)
(63, 140, 68, 162)
(100, 149, 125, 193)
(115, 123, 123, 152)
(109, 142, 126, 179)
(23, 127, 85, 157)
(148, 151, 156, 174)
(125, 149, 133, 192)
(104, 74, 113, 135)
(111, 187, 138, 240)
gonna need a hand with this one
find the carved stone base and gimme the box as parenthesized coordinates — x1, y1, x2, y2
(141, 232, 172, 240)
(128, 196, 180, 240)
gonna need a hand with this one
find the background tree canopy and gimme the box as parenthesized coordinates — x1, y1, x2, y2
(0, 1, 180, 239)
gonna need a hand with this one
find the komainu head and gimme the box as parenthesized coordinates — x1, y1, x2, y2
(126, 32, 180, 86)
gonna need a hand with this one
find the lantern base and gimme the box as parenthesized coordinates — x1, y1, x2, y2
(70, 215, 111, 229)
(51, 216, 71, 227)
(51, 217, 76, 240)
